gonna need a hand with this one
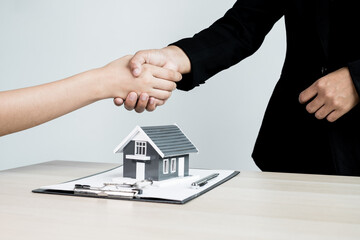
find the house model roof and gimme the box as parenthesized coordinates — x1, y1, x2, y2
(114, 124, 198, 158)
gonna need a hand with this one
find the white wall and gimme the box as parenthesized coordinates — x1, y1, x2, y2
(0, 0, 286, 171)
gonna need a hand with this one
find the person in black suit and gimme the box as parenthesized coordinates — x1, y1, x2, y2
(115, 0, 360, 176)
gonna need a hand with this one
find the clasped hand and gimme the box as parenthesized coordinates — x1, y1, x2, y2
(299, 67, 359, 122)
(114, 46, 190, 113)
(104, 55, 181, 106)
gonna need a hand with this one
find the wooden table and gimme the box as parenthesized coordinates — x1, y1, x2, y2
(1, 160, 360, 240)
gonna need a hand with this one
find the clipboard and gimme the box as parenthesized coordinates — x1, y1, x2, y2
(32, 166, 239, 204)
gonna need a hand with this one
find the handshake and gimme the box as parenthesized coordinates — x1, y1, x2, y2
(107, 46, 191, 113)
(0, 46, 190, 136)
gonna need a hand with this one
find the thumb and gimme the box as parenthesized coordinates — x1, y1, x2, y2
(129, 53, 146, 77)
(129, 49, 168, 77)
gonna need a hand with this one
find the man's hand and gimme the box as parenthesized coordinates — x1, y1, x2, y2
(114, 46, 190, 113)
(113, 93, 165, 113)
(299, 67, 359, 122)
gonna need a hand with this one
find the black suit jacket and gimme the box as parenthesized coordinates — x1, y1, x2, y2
(173, 0, 360, 176)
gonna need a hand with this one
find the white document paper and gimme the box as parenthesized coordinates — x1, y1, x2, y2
(39, 166, 237, 203)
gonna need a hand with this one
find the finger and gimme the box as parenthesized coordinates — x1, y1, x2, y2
(299, 83, 318, 104)
(152, 78, 177, 91)
(149, 89, 172, 101)
(135, 93, 149, 113)
(305, 96, 324, 114)
(146, 97, 157, 112)
(146, 98, 165, 112)
(146, 64, 182, 82)
(314, 105, 333, 120)
(326, 110, 342, 122)
(113, 97, 124, 106)
(154, 98, 165, 107)
(130, 50, 168, 77)
(124, 92, 138, 111)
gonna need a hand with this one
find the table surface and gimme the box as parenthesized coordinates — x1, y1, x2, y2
(1, 160, 360, 240)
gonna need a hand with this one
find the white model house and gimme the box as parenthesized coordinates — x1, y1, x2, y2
(114, 125, 198, 181)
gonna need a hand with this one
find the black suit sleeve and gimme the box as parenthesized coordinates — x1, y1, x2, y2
(172, 0, 285, 91)
(348, 59, 360, 96)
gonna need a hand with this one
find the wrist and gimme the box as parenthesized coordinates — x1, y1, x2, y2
(95, 55, 134, 100)
(163, 45, 191, 74)
(87, 67, 111, 101)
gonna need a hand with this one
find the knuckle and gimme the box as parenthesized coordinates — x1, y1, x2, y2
(134, 50, 145, 57)
(172, 71, 181, 81)
(162, 91, 172, 100)
(156, 100, 164, 106)
(170, 71, 177, 80)
(315, 111, 323, 119)
(135, 106, 145, 113)
(331, 99, 341, 108)
(324, 90, 334, 99)
(306, 104, 315, 113)
(316, 78, 327, 89)
(162, 70, 172, 81)
(141, 76, 151, 85)
(146, 105, 155, 112)
(124, 97, 137, 110)
(124, 105, 134, 111)
(129, 57, 136, 66)
(130, 51, 143, 63)
(327, 115, 336, 122)
(142, 64, 150, 71)
(137, 99, 146, 107)
(144, 51, 153, 63)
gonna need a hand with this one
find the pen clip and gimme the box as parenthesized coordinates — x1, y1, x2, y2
(191, 173, 219, 188)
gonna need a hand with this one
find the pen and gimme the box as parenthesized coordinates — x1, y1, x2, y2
(191, 173, 219, 188)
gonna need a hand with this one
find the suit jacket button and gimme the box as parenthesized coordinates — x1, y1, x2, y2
(321, 67, 328, 75)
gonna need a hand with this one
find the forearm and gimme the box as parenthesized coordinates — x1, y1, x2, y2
(172, 0, 285, 90)
(0, 69, 103, 136)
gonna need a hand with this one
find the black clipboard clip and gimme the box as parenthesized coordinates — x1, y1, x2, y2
(74, 183, 144, 199)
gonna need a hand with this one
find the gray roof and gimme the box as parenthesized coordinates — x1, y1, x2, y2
(141, 125, 198, 157)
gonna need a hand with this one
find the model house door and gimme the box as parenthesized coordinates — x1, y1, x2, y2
(136, 162, 145, 180)
(178, 157, 185, 177)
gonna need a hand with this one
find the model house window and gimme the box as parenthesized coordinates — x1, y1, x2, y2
(170, 158, 176, 173)
(135, 141, 146, 155)
(163, 159, 169, 174)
